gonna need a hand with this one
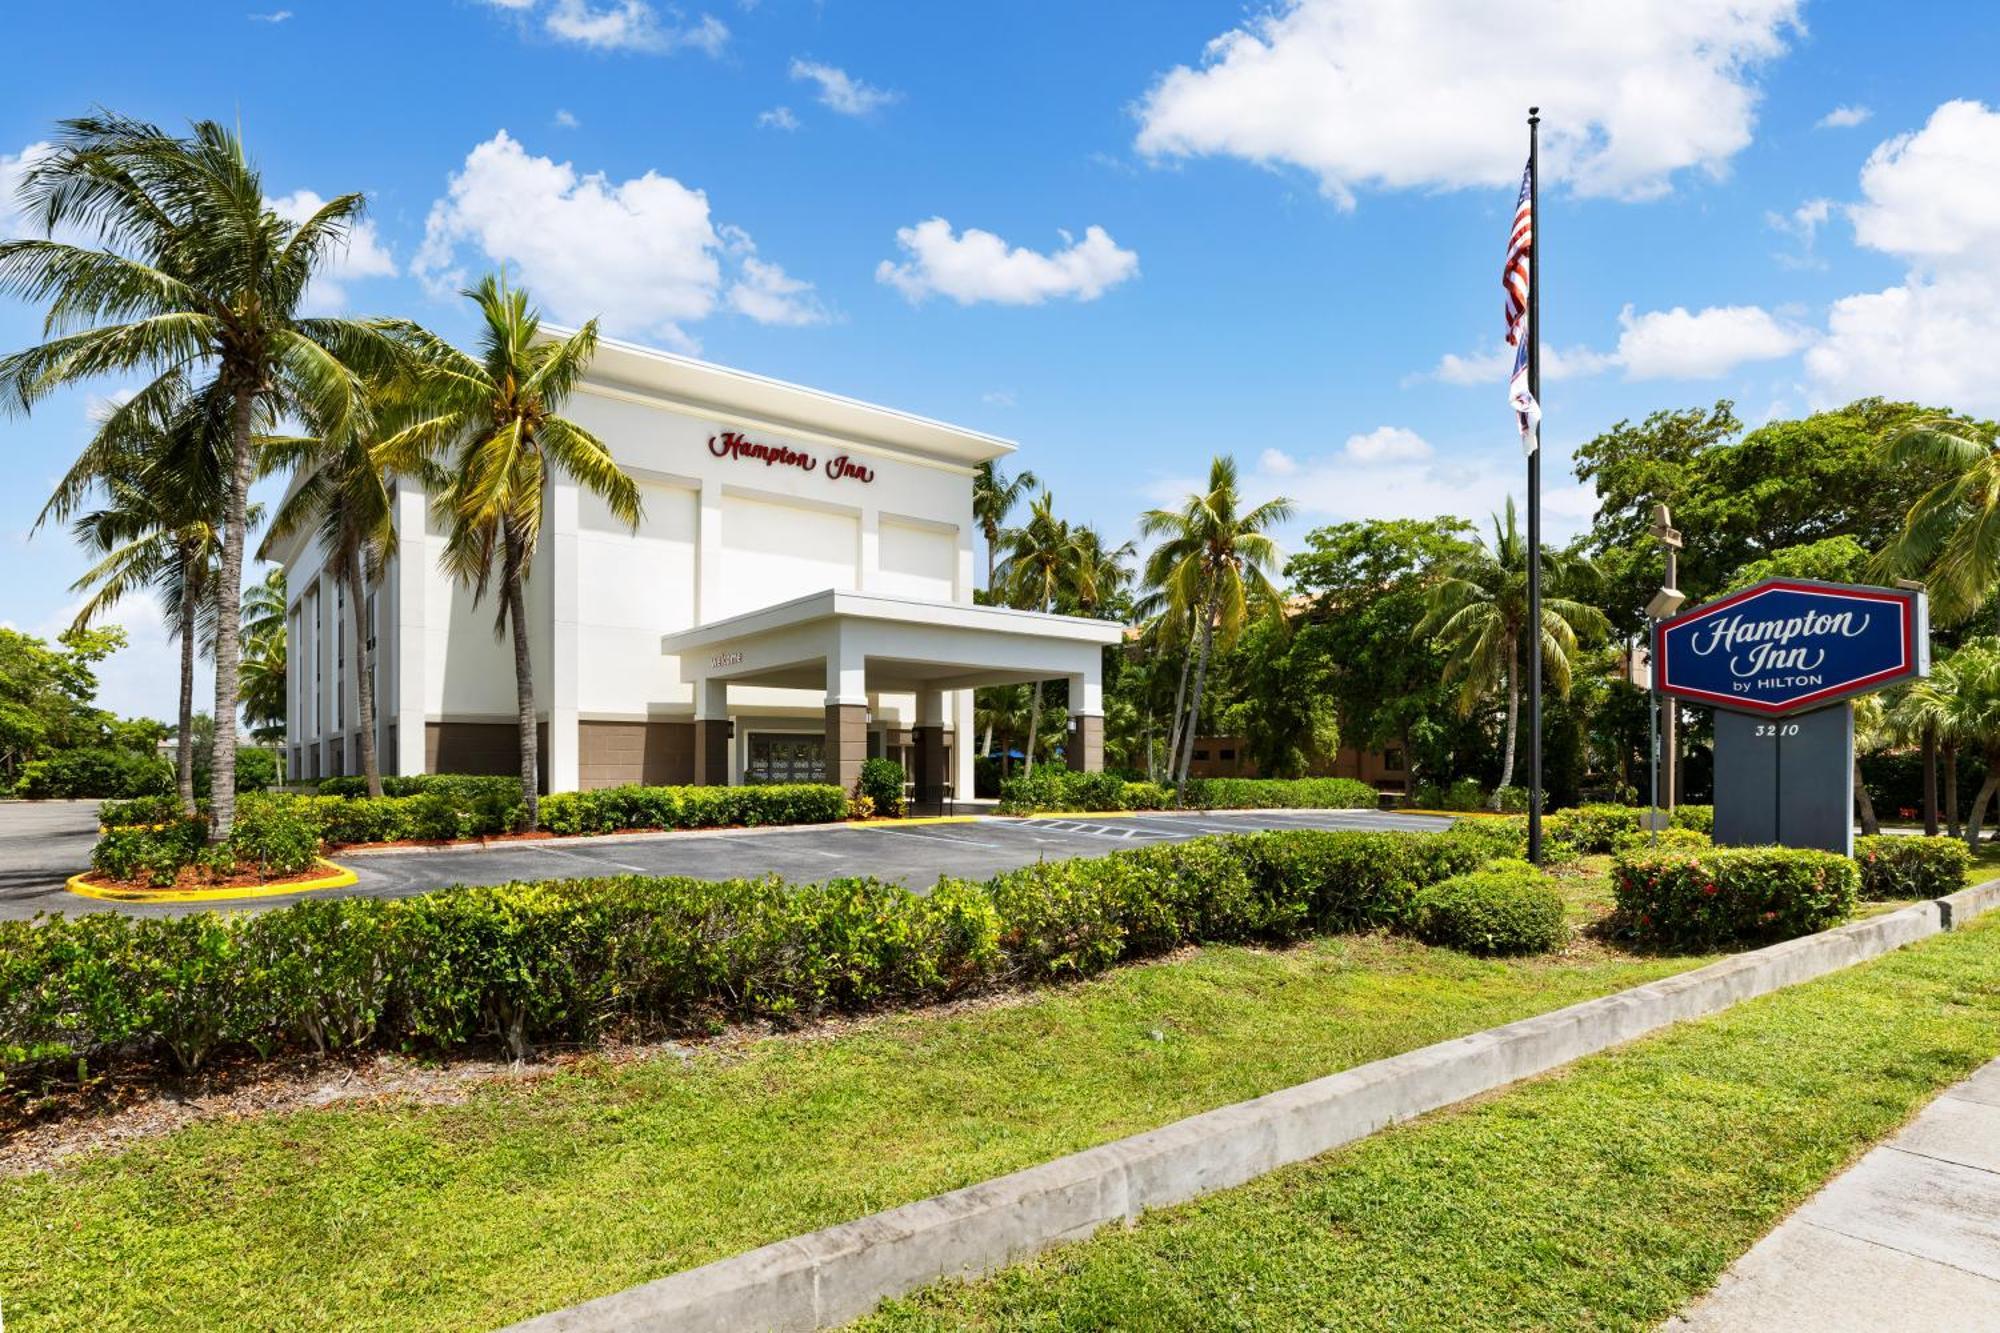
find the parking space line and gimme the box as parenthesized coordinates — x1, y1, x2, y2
(868, 826, 1005, 848)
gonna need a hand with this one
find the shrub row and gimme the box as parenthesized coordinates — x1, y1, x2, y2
(1852, 834, 1970, 900)
(91, 795, 322, 887)
(537, 784, 849, 837)
(996, 770, 1378, 815)
(314, 773, 526, 802)
(11, 823, 1527, 1075)
(1611, 846, 1858, 950)
(14, 747, 173, 800)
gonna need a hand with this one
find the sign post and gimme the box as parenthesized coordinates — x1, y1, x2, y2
(1654, 579, 1929, 855)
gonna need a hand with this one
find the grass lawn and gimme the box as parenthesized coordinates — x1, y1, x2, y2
(864, 909, 2000, 1332)
(2, 866, 1703, 1331)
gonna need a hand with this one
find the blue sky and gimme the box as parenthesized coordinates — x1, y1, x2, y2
(3, 0, 1998, 719)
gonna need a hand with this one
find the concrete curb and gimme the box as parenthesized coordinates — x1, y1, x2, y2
(511, 882, 2000, 1333)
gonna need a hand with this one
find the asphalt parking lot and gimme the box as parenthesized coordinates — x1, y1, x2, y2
(0, 804, 1452, 919)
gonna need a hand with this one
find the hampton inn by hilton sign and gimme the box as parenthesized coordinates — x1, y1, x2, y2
(1655, 579, 1929, 854)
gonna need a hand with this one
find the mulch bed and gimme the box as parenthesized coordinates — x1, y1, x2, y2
(72, 862, 342, 895)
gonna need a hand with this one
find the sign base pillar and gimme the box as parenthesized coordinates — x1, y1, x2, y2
(1713, 704, 1854, 856)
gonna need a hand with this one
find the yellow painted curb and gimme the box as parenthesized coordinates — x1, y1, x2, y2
(66, 858, 359, 904)
(1016, 810, 1143, 819)
(847, 815, 983, 828)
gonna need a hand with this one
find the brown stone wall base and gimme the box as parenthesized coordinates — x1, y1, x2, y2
(424, 720, 550, 794)
(1068, 714, 1104, 773)
(913, 725, 946, 804)
(578, 720, 695, 789)
(694, 718, 731, 786)
(825, 704, 867, 793)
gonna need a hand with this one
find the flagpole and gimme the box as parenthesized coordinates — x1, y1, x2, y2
(1526, 106, 1544, 865)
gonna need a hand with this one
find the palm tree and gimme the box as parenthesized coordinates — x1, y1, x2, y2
(239, 569, 287, 748)
(998, 492, 1096, 776)
(1852, 695, 1887, 837)
(1891, 658, 1970, 838)
(388, 276, 638, 829)
(1419, 498, 1610, 805)
(259, 376, 434, 797)
(1066, 525, 1134, 618)
(1141, 456, 1293, 794)
(973, 460, 1037, 602)
(1878, 419, 2000, 625)
(54, 386, 236, 810)
(0, 112, 392, 837)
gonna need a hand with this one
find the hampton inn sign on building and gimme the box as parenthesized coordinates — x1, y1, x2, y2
(270, 334, 1122, 799)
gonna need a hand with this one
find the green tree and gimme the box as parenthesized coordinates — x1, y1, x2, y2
(0, 626, 127, 785)
(1877, 417, 2000, 626)
(1421, 498, 1610, 805)
(391, 276, 637, 829)
(239, 569, 287, 747)
(1286, 517, 1480, 788)
(51, 386, 246, 809)
(973, 460, 1038, 601)
(0, 112, 392, 837)
(1722, 535, 1871, 592)
(1577, 398, 1961, 634)
(1141, 456, 1293, 794)
(997, 492, 1095, 775)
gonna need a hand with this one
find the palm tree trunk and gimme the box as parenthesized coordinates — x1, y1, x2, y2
(1024, 684, 1042, 777)
(206, 385, 256, 843)
(1853, 755, 1879, 836)
(1493, 637, 1519, 807)
(1164, 631, 1194, 781)
(1964, 765, 1999, 852)
(504, 532, 540, 831)
(1947, 740, 1962, 839)
(346, 546, 383, 800)
(1176, 608, 1217, 797)
(174, 552, 198, 814)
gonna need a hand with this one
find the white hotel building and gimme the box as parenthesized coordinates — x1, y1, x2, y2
(271, 335, 1123, 801)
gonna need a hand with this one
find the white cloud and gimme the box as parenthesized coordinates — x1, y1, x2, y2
(0, 141, 54, 233)
(1407, 340, 1614, 388)
(756, 106, 800, 132)
(415, 131, 820, 346)
(268, 188, 398, 311)
(876, 219, 1139, 306)
(1613, 303, 1808, 380)
(1342, 425, 1432, 462)
(1133, 0, 1801, 205)
(1847, 100, 2000, 261)
(1816, 104, 1872, 130)
(1807, 100, 2000, 413)
(1766, 195, 1832, 268)
(553, 108, 581, 129)
(1258, 446, 1297, 475)
(247, 9, 293, 21)
(485, 0, 728, 55)
(1416, 305, 1803, 388)
(982, 389, 1018, 408)
(789, 59, 898, 116)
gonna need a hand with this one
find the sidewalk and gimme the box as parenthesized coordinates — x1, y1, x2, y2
(1670, 1056, 2000, 1331)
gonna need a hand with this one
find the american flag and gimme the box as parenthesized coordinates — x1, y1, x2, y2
(1503, 158, 1540, 454)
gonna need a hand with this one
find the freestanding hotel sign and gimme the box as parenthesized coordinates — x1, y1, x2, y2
(1654, 579, 1929, 855)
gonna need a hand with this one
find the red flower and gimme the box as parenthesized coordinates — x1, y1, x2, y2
(1701, 882, 1718, 896)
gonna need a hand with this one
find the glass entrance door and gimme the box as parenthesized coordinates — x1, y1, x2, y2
(746, 733, 826, 784)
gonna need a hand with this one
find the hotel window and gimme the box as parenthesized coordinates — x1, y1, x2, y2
(1219, 748, 1236, 761)
(1384, 747, 1406, 773)
(365, 588, 378, 715)
(333, 584, 345, 733)
(306, 585, 321, 737)
(1193, 748, 1209, 761)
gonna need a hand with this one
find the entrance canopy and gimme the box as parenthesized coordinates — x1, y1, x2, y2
(660, 588, 1122, 700)
(660, 588, 1123, 788)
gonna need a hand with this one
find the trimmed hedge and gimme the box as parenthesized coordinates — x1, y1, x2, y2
(9, 824, 1521, 1075)
(1853, 835, 1970, 901)
(89, 794, 321, 886)
(996, 771, 1377, 815)
(1611, 846, 1858, 950)
(315, 773, 524, 801)
(14, 747, 173, 799)
(537, 784, 848, 837)
(1414, 859, 1568, 956)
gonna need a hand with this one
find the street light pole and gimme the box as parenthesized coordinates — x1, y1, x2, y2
(1647, 503, 1684, 812)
